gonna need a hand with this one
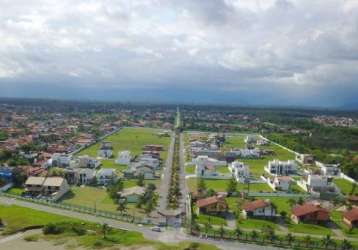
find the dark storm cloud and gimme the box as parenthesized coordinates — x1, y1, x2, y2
(0, 0, 358, 107)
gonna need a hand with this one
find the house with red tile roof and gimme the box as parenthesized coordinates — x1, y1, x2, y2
(291, 203, 329, 224)
(196, 195, 228, 215)
(343, 208, 358, 228)
(241, 199, 276, 218)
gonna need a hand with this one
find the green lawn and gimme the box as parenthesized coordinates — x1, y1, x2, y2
(287, 222, 332, 235)
(185, 165, 195, 174)
(187, 178, 272, 193)
(122, 179, 160, 189)
(222, 135, 246, 149)
(254, 196, 294, 215)
(331, 210, 358, 237)
(196, 214, 227, 226)
(0, 205, 79, 234)
(5, 187, 24, 196)
(216, 165, 230, 174)
(333, 178, 358, 195)
(237, 218, 279, 230)
(77, 127, 170, 159)
(60, 186, 118, 212)
(76, 128, 171, 176)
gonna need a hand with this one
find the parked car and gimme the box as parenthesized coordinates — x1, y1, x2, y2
(150, 226, 161, 232)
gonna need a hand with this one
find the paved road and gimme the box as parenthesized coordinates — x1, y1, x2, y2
(0, 196, 282, 250)
(157, 132, 175, 212)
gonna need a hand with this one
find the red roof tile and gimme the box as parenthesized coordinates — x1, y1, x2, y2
(344, 208, 358, 222)
(196, 196, 220, 208)
(291, 203, 328, 217)
(242, 199, 270, 212)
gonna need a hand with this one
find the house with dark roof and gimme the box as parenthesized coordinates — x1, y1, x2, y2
(291, 203, 329, 224)
(97, 142, 113, 158)
(196, 195, 228, 215)
(343, 208, 358, 228)
(242, 199, 276, 218)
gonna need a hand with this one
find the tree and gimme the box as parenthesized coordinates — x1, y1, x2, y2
(102, 223, 109, 239)
(204, 221, 212, 235)
(235, 222, 242, 239)
(12, 167, 27, 187)
(322, 234, 332, 249)
(288, 198, 297, 208)
(219, 223, 225, 239)
(280, 211, 287, 220)
(250, 230, 258, 241)
(304, 235, 312, 248)
(286, 233, 294, 245)
(297, 197, 304, 205)
(341, 239, 353, 250)
(226, 176, 237, 196)
(117, 198, 127, 214)
(197, 178, 207, 197)
(350, 183, 357, 195)
(137, 174, 145, 187)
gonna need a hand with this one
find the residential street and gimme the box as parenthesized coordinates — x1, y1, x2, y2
(0, 196, 282, 250)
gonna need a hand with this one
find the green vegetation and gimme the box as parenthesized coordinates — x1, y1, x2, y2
(222, 135, 246, 149)
(61, 186, 117, 212)
(185, 165, 195, 174)
(77, 127, 170, 159)
(216, 165, 230, 174)
(196, 214, 227, 226)
(334, 178, 358, 195)
(5, 187, 24, 195)
(237, 218, 279, 230)
(287, 222, 332, 235)
(187, 178, 272, 193)
(0, 205, 79, 234)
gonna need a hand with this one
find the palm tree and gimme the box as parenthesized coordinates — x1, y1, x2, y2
(102, 223, 109, 239)
(235, 223, 242, 239)
(322, 234, 332, 249)
(204, 221, 212, 235)
(219, 223, 225, 239)
(304, 235, 312, 248)
(286, 233, 294, 245)
(341, 239, 352, 250)
(250, 230, 258, 241)
(117, 198, 127, 215)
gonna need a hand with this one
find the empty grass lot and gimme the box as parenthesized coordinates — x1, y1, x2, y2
(196, 214, 227, 226)
(0, 205, 79, 234)
(222, 134, 246, 149)
(77, 127, 171, 159)
(287, 222, 332, 235)
(333, 178, 358, 195)
(187, 178, 272, 193)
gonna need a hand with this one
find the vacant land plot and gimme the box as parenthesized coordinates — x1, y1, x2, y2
(77, 127, 170, 158)
(287, 222, 332, 235)
(0, 205, 78, 234)
(61, 186, 117, 212)
(334, 178, 358, 195)
(187, 178, 272, 193)
(222, 134, 246, 149)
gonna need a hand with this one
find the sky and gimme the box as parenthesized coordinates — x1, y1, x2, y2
(0, 0, 358, 108)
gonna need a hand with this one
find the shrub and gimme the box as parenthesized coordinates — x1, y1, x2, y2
(24, 234, 39, 242)
(43, 223, 65, 235)
(72, 224, 87, 236)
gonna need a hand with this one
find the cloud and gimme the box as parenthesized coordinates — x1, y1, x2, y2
(0, 0, 358, 107)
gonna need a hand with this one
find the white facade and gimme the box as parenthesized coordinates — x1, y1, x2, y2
(228, 161, 250, 182)
(96, 168, 117, 185)
(297, 174, 334, 193)
(267, 176, 291, 191)
(115, 151, 131, 165)
(244, 135, 258, 144)
(52, 153, 71, 168)
(194, 155, 226, 177)
(78, 168, 96, 185)
(265, 160, 297, 176)
(316, 161, 340, 176)
(77, 155, 100, 168)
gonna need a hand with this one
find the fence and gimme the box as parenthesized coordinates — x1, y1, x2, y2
(190, 228, 354, 250)
(0, 192, 153, 225)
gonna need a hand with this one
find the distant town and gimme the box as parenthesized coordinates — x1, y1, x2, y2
(0, 99, 357, 250)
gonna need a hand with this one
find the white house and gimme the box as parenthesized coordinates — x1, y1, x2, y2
(316, 161, 340, 176)
(265, 160, 297, 176)
(239, 148, 261, 159)
(194, 155, 227, 177)
(97, 142, 113, 158)
(96, 168, 117, 185)
(228, 161, 250, 182)
(244, 135, 258, 145)
(242, 199, 276, 218)
(137, 154, 160, 169)
(42, 177, 70, 201)
(124, 162, 155, 179)
(115, 151, 131, 165)
(51, 153, 72, 168)
(296, 154, 314, 165)
(297, 174, 336, 193)
(77, 155, 100, 168)
(267, 176, 291, 191)
(78, 168, 96, 185)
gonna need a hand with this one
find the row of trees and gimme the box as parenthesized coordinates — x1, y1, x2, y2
(167, 133, 181, 208)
